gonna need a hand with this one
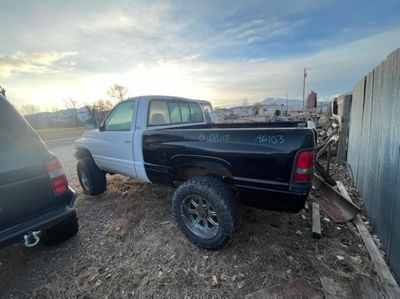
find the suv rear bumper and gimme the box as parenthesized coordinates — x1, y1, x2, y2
(0, 187, 77, 249)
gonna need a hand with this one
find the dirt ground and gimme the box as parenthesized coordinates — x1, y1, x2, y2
(0, 143, 379, 298)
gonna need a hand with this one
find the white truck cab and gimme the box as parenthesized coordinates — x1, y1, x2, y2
(74, 95, 212, 183)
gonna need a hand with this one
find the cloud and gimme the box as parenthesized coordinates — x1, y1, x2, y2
(0, 1, 322, 76)
(230, 19, 304, 44)
(200, 17, 306, 52)
(5, 26, 400, 110)
(78, 2, 173, 35)
(1, 1, 399, 109)
(0, 51, 77, 78)
(133, 25, 400, 107)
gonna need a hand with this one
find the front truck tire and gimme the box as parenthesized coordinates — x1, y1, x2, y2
(43, 215, 79, 246)
(77, 157, 106, 196)
(172, 176, 240, 250)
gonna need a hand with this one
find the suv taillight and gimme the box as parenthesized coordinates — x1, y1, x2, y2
(46, 160, 68, 195)
(294, 150, 315, 182)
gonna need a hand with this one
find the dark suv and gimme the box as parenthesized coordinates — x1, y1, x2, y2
(0, 94, 78, 248)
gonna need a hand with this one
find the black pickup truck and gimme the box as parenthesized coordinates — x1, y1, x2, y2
(75, 96, 316, 249)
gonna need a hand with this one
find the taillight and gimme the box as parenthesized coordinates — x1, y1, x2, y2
(294, 150, 315, 182)
(46, 159, 68, 195)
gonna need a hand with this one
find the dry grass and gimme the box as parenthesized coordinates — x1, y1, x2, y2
(0, 168, 377, 298)
(36, 127, 87, 141)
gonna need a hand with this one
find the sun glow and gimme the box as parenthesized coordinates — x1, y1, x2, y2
(7, 61, 214, 110)
(89, 62, 212, 102)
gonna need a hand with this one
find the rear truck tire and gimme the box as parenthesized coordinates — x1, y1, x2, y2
(43, 216, 79, 246)
(172, 176, 240, 250)
(77, 157, 106, 195)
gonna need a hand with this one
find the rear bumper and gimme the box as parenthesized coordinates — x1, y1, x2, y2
(238, 186, 309, 213)
(0, 187, 77, 249)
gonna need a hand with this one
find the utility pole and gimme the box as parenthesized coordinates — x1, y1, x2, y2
(285, 93, 288, 116)
(302, 68, 310, 111)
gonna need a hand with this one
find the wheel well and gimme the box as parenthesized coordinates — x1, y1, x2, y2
(173, 161, 233, 184)
(74, 148, 92, 160)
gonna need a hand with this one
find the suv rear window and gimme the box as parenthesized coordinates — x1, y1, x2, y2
(0, 98, 35, 150)
(148, 99, 204, 126)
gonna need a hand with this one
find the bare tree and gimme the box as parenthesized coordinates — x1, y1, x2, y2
(85, 104, 97, 127)
(107, 84, 128, 103)
(85, 99, 114, 127)
(95, 99, 113, 124)
(64, 97, 80, 127)
(97, 99, 114, 111)
(50, 106, 62, 127)
(20, 104, 40, 115)
(0, 85, 6, 97)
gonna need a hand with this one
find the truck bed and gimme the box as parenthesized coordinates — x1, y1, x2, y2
(142, 121, 315, 212)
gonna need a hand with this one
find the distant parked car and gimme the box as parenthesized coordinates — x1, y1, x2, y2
(0, 94, 78, 249)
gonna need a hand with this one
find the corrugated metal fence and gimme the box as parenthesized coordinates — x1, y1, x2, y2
(347, 48, 400, 280)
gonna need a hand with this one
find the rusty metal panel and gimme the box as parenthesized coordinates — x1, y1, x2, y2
(392, 155, 400, 281)
(347, 79, 365, 177)
(368, 57, 394, 252)
(365, 65, 382, 221)
(347, 48, 400, 280)
(385, 49, 400, 277)
(357, 70, 374, 197)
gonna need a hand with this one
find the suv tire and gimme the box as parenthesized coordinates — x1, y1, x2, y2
(43, 216, 79, 246)
(77, 157, 106, 195)
(172, 176, 239, 250)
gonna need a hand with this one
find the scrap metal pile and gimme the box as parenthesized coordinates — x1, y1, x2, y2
(313, 116, 360, 223)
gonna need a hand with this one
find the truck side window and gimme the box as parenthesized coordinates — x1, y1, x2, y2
(148, 100, 171, 126)
(168, 102, 182, 124)
(189, 103, 204, 122)
(104, 101, 134, 131)
(201, 103, 213, 123)
(179, 102, 191, 122)
(148, 99, 204, 126)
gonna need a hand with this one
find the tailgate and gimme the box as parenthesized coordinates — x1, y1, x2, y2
(229, 128, 315, 184)
(0, 145, 56, 231)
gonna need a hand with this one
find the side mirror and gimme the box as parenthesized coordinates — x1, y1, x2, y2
(99, 123, 105, 131)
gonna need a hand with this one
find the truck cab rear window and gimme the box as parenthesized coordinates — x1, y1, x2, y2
(179, 102, 190, 122)
(168, 102, 182, 124)
(148, 100, 204, 126)
(189, 103, 203, 122)
(148, 100, 171, 125)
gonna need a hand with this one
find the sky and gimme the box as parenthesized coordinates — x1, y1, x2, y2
(1, 0, 400, 109)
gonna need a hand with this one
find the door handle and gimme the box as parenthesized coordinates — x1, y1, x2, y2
(124, 140, 132, 144)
